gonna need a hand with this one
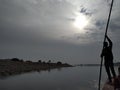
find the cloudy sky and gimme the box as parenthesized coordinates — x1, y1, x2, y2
(0, 0, 120, 64)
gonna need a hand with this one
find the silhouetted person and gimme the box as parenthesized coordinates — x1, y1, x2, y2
(101, 35, 116, 83)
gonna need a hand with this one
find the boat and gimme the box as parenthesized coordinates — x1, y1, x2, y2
(102, 67, 120, 90)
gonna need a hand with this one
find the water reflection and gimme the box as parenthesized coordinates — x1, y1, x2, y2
(0, 67, 63, 80)
(0, 66, 118, 90)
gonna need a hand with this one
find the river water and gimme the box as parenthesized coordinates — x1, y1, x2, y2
(0, 66, 118, 90)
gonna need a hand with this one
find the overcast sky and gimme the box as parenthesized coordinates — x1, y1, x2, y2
(0, 0, 120, 64)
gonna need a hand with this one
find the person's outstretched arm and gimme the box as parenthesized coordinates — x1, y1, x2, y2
(106, 35, 113, 48)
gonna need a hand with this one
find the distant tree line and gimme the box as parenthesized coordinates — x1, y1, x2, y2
(11, 58, 64, 65)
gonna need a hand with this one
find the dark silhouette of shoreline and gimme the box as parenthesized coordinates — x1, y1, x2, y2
(76, 62, 120, 67)
(0, 58, 72, 78)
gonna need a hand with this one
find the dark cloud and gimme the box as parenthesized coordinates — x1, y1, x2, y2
(80, 7, 92, 16)
(95, 21, 106, 30)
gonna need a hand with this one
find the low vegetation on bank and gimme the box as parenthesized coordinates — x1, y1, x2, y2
(0, 58, 72, 77)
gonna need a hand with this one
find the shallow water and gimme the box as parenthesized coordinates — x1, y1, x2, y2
(0, 66, 118, 90)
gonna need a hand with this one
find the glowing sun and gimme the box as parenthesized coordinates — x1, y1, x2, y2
(73, 13, 89, 30)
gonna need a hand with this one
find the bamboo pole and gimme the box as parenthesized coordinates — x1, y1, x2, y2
(98, 0, 114, 90)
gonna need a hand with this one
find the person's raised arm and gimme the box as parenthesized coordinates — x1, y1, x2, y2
(106, 35, 112, 48)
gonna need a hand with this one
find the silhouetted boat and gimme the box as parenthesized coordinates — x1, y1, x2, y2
(102, 76, 120, 90)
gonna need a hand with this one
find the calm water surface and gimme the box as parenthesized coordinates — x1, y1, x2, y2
(0, 66, 118, 90)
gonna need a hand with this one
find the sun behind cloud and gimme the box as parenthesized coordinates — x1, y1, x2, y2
(73, 13, 89, 33)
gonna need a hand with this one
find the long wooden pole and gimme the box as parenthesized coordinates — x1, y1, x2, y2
(98, 0, 114, 90)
